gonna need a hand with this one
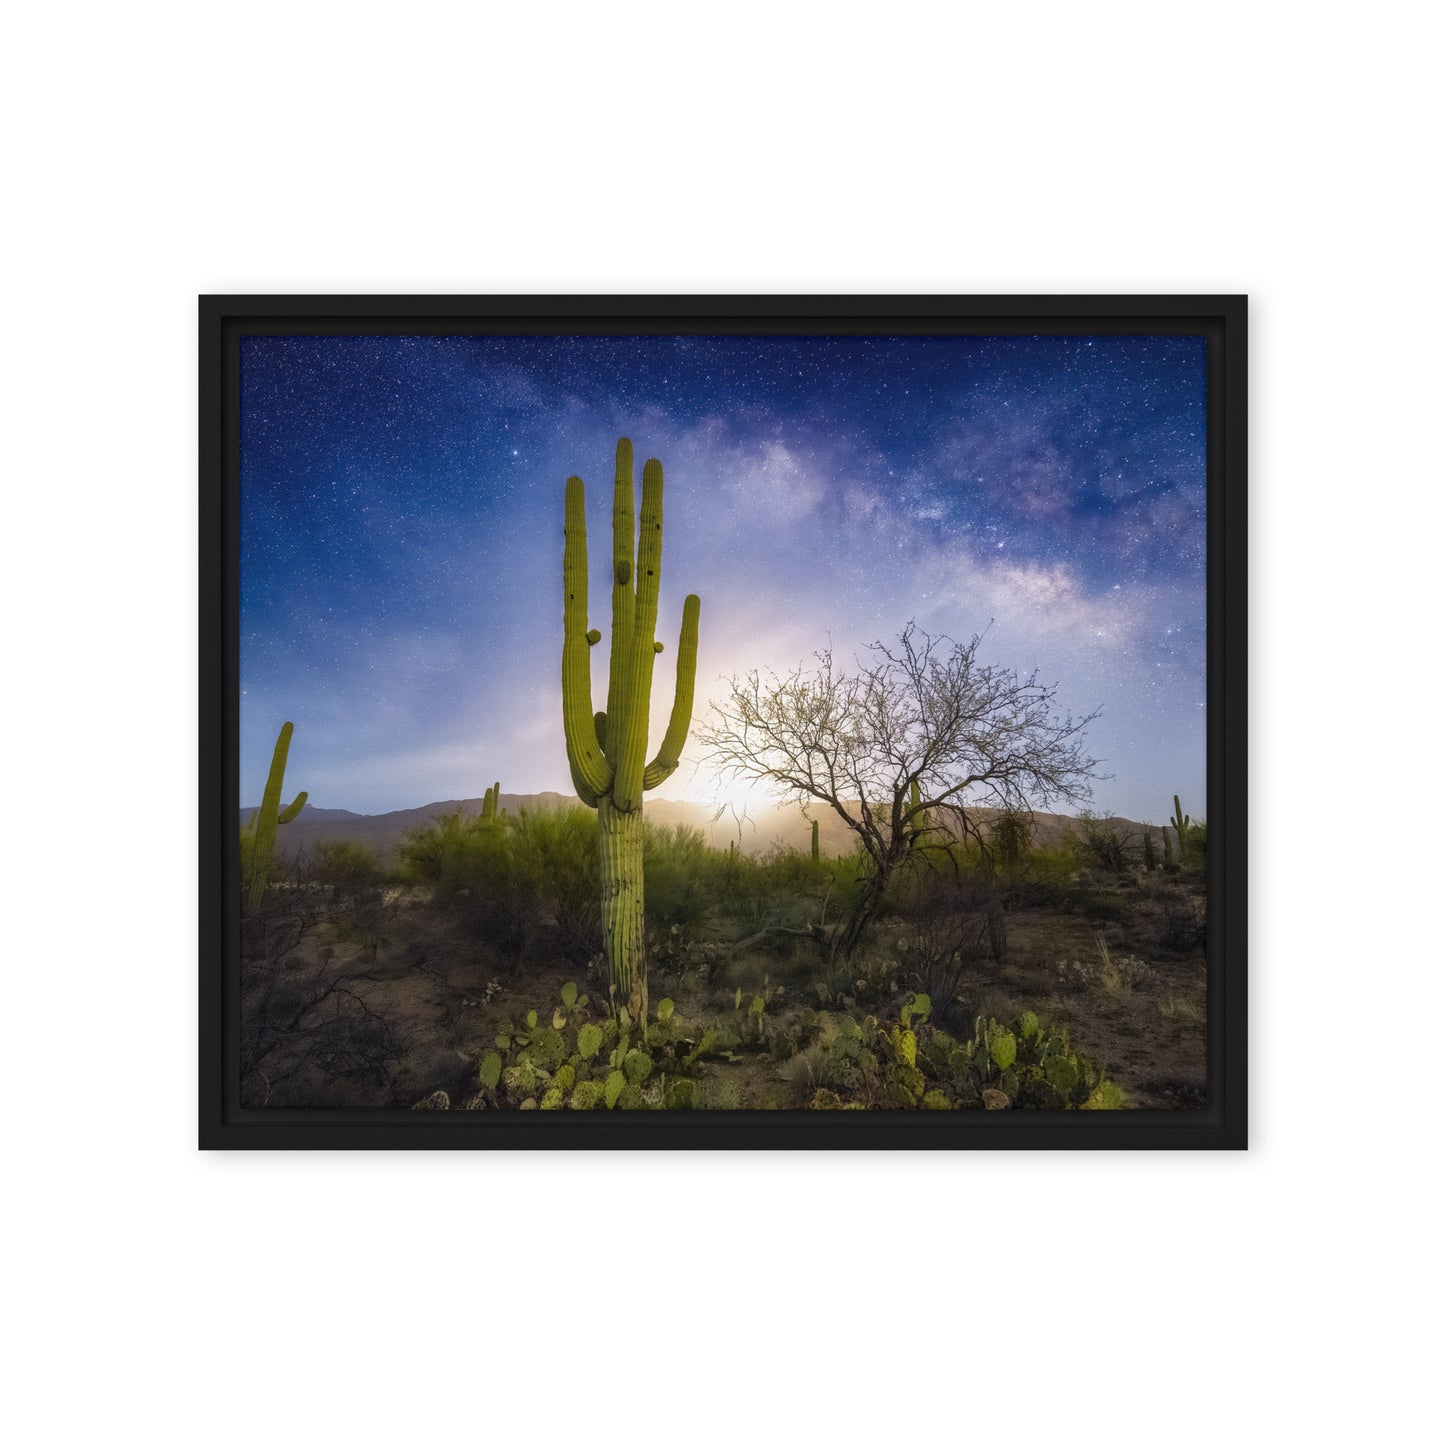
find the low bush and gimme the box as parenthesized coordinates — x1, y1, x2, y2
(313, 839, 383, 894)
(1066, 813, 1140, 874)
(398, 802, 600, 966)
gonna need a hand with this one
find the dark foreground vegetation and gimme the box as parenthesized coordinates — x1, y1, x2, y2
(239, 801, 1207, 1111)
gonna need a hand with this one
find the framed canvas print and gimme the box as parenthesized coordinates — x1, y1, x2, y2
(200, 295, 1246, 1149)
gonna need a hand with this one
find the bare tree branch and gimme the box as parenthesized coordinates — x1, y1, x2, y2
(699, 622, 1100, 961)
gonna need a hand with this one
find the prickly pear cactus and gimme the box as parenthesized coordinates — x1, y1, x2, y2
(989, 1030, 1017, 1072)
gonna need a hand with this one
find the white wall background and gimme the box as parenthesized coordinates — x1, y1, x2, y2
(3, 3, 1437, 1441)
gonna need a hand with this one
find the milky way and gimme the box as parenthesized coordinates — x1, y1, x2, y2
(240, 333, 1206, 823)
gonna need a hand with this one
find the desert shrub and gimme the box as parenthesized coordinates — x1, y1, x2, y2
(642, 821, 713, 938)
(695, 1078, 744, 1110)
(1159, 995, 1206, 1023)
(756, 841, 828, 894)
(398, 802, 601, 966)
(989, 808, 1037, 875)
(504, 803, 600, 964)
(889, 853, 1006, 1012)
(1051, 937, 1159, 995)
(815, 944, 900, 1009)
(1179, 819, 1208, 871)
(781, 1040, 833, 1103)
(398, 806, 500, 891)
(1066, 812, 1139, 874)
(1155, 891, 1207, 954)
(697, 837, 850, 971)
(1003, 843, 1083, 909)
(707, 847, 771, 925)
(239, 906, 401, 1107)
(710, 842, 830, 931)
(312, 839, 383, 895)
(1078, 891, 1127, 924)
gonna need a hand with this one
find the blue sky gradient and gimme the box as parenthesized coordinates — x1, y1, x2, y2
(240, 333, 1206, 824)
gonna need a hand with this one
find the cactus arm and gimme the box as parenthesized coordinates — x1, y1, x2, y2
(642, 592, 700, 790)
(603, 439, 636, 767)
(562, 475, 613, 806)
(613, 457, 665, 810)
(277, 791, 308, 825)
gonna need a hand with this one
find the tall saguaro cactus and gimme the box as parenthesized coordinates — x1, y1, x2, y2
(811, 818, 820, 863)
(245, 721, 307, 909)
(562, 439, 701, 1020)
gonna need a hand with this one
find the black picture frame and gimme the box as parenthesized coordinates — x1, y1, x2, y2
(200, 294, 1246, 1150)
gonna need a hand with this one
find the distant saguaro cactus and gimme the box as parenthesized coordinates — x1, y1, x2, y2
(1172, 794, 1191, 849)
(244, 721, 307, 908)
(1171, 794, 1204, 869)
(562, 439, 701, 1020)
(481, 781, 501, 823)
(811, 817, 820, 863)
(908, 778, 928, 840)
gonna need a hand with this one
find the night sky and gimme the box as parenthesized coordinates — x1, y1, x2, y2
(240, 334, 1206, 825)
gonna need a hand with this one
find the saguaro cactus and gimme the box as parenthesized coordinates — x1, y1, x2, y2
(1170, 794, 1204, 869)
(1172, 794, 1190, 844)
(562, 439, 701, 1020)
(811, 818, 820, 863)
(909, 778, 926, 837)
(481, 781, 501, 823)
(245, 721, 307, 908)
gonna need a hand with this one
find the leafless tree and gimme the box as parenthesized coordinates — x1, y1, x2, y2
(699, 623, 1099, 961)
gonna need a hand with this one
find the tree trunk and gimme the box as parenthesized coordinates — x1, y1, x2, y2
(598, 795, 647, 1020)
(829, 865, 891, 966)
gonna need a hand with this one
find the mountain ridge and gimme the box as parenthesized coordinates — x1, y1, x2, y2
(241, 793, 1169, 861)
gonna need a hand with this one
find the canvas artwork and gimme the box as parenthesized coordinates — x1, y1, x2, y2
(235, 325, 1214, 1121)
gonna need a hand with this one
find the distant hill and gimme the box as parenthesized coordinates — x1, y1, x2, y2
(241, 793, 1167, 862)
